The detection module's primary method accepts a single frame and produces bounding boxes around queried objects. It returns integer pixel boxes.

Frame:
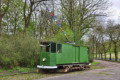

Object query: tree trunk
[96,44,97,59]
[0,0,10,37]
[7,25,9,35]
[0,0,2,37]
[69,0,74,31]
[105,52,106,60]
[110,53,111,60]
[109,44,111,60]
[23,28,26,36]
[14,14,17,36]
[24,21,29,35]
[101,53,103,59]
[114,43,118,61]
[99,53,100,59]
[0,17,2,37]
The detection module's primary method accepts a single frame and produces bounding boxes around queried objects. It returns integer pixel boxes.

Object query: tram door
[75,46,80,62]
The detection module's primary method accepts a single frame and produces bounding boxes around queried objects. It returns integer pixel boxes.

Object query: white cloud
[112,0,120,10]
[107,0,120,23]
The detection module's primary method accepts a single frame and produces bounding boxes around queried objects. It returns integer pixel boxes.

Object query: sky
[107,0,120,23]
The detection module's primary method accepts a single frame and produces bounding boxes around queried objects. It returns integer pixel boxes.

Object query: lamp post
[74,16,76,44]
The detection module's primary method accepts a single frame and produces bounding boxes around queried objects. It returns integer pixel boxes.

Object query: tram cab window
[57,44,62,53]
[51,43,56,53]
[40,43,50,52]
[87,48,89,54]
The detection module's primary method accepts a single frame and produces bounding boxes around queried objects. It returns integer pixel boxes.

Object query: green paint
[40,52,50,66]
[40,42,90,66]
[80,47,89,63]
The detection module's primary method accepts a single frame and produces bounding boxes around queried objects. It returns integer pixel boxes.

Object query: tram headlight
[43,58,46,62]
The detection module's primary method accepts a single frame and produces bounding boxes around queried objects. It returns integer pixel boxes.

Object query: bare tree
[95,26,104,59]
[106,20,114,60]
[23,0,47,35]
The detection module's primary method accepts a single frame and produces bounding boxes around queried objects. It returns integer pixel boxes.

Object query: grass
[0,62,103,80]
[0,69,76,80]
[91,61,104,69]
[91,61,100,66]
[0,67,60,80]
[105,53,120,59]
[98,72,111,76]
[0,72,62,80]
[95,52,120,61]
[13,67,36,73]
[0,70,90,80]
[0,67,37,77]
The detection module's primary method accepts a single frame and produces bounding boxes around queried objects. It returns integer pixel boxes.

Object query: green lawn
[106,53,120,59]
[95,53,120,60]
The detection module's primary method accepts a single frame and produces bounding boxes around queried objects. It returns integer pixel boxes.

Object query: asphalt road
[36,60,120,80]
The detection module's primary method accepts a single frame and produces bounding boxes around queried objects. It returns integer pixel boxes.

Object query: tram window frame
[51,43,56,53]
[57,44,62,53]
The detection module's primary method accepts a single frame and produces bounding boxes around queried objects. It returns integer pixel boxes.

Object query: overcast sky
[107,0,120,23]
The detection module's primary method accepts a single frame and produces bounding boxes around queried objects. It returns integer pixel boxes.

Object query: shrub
[0,34,40,69]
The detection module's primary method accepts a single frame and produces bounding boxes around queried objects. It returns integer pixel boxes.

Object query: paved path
[36,60,120,80]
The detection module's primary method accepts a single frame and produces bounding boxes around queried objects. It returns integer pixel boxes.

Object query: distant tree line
[92,20,120,61]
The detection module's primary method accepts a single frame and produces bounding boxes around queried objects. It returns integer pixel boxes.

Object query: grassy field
[0,67,62,80]
[0,62,101,80]
[106,53,120,59]
[0,72,62,80]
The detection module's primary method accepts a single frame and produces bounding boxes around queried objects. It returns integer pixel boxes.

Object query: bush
[0,34,40,69]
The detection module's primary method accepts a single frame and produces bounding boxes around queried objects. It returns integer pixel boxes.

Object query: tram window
[46,46,49,52]
[41,46,50,52]
[51,43,56,53]
[41,47,45,52]
[87,48,89,54]
[40,44,50,52]
[57,44,62,53]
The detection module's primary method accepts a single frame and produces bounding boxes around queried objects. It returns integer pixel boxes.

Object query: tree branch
[2,0,10,17]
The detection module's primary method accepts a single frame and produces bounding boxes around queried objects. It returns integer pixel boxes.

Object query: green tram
[37,41,91,72]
